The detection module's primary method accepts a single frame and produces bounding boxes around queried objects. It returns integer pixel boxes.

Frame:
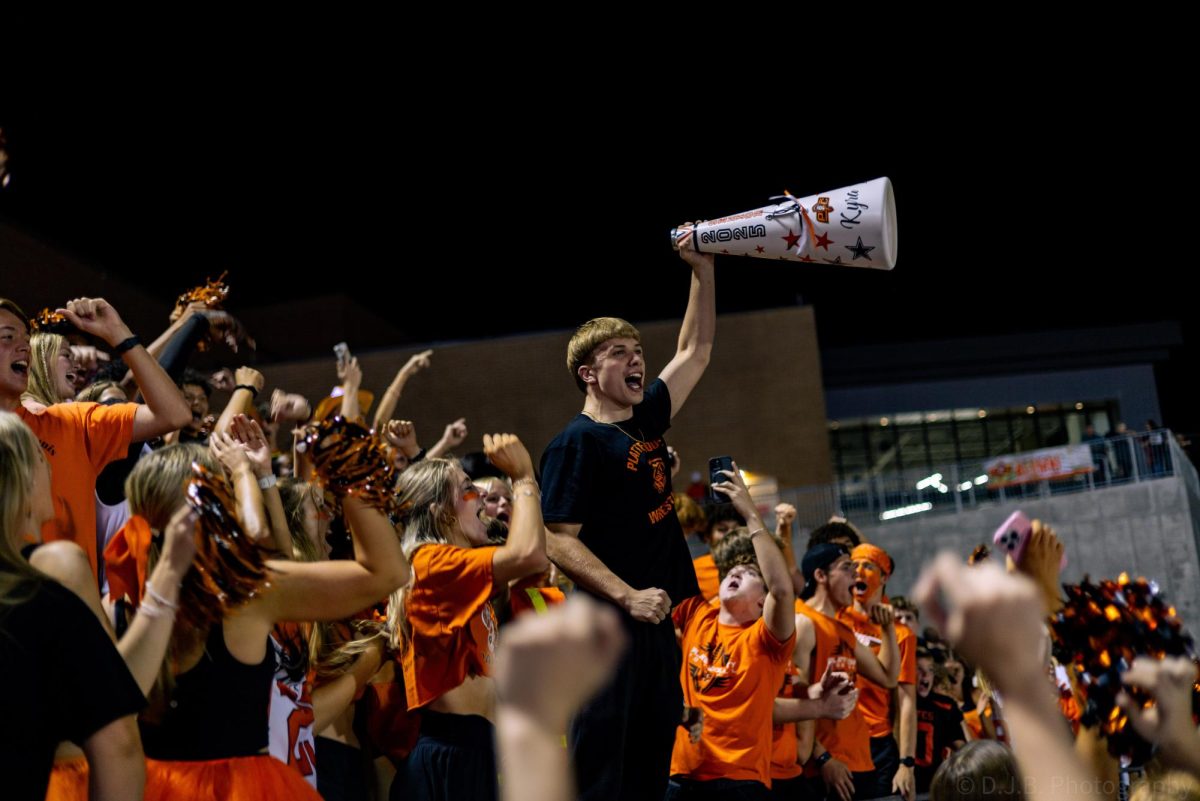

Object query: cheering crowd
[2,233,1198,801]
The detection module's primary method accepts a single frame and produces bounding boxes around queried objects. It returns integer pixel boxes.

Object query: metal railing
[781,430,1185,525]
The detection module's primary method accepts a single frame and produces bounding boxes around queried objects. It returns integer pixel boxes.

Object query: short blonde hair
[0,298,28,321]
[566,317,641,393]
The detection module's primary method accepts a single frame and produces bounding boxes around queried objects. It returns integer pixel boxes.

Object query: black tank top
[140,622,274,761]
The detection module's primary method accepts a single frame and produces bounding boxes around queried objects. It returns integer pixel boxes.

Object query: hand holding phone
[333,341,351,368]
[708,455,735,504]
[992,511,1033,565]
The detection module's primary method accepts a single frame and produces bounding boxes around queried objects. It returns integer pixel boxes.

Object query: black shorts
[391,710,496,801]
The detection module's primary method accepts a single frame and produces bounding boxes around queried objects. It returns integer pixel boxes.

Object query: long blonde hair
[278,478,326,563]
[123,443,216,720]
[126,444,215,530]
[276,477,377,679]
[0,412,46,607]
[386,457,462,654]
[21,332,69,407]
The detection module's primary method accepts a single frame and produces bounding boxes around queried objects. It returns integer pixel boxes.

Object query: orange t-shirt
[963,708,984,740]
[796,600,873,772]
[770,661,804,781]
[670,596,795,786]
[692,553,720,600]
[18,401,137,576]
[836,608,918,739]
[401,543,498,711]
[509,574,566,618]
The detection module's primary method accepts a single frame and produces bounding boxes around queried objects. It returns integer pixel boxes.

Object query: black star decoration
[845,236,876,260]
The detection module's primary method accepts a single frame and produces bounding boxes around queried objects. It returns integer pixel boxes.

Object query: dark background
[3,78,1194,433]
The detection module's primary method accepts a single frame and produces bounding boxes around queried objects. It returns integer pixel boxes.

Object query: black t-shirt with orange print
[541,378,699,608]
[916,691,964,792]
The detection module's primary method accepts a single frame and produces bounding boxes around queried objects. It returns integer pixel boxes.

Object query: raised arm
[657,232,715,419]
[219,414,292,555]
[484,434,549,585]
[118,305,203,393]
[774,503,806,598]
[382,419,423,464]
[854,605,899,689]
[372,349,432,430]
[1119,656,1200,777]
[259,495,411,623]
[213,367,264,436]
[338,356,363,423]
[914,555,1098,801]
[495,596,627,801]
[209,429,272,547]
[713,462,794,641]
[59,297,191,441]
[427,418,469,460]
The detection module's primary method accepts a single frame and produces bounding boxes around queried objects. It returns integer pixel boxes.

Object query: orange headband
[851,543,893,577]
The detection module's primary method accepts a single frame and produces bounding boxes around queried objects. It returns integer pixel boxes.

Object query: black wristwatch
[813,751,833,768]
[900,756,916,768]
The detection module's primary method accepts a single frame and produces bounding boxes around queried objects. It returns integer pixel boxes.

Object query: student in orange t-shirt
[795,543,899,801]
[0,297,190,578]
[668,464,795,800]
[389,434,548,801]
[710,524,858,801]
[838,543,917,801]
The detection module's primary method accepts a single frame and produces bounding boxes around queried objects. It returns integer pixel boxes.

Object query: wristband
[812,751,833,768]
[513,477,539,496]
[258,473,278,490]
[113,335,141,355]
[235,384,260,398]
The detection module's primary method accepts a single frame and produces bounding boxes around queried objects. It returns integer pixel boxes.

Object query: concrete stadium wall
[850,474,1200,634]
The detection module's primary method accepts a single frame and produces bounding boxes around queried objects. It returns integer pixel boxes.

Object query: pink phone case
[993,511,1033,564]
[992,510,1068,568]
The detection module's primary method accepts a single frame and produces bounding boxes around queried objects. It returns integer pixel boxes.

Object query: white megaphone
[671,177,897,270]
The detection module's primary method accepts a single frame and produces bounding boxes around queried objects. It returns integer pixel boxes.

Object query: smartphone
[333,341,351,368]
[992,510,1069,569]
[992,511,1033,565]
[708,456,735,504]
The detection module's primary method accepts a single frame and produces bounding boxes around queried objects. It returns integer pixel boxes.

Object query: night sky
[3,79,1194,431]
